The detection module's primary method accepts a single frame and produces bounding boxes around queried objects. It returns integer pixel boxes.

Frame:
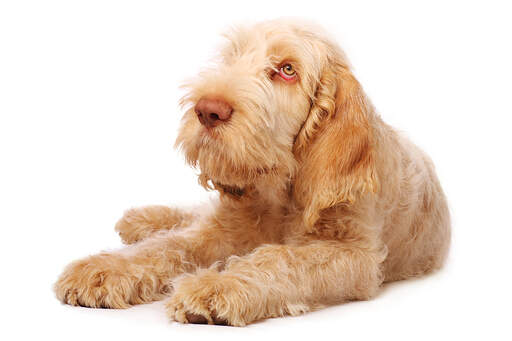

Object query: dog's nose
[194,97,233,128]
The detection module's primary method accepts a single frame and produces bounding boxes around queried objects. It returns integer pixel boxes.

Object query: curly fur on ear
[293,57,378,229]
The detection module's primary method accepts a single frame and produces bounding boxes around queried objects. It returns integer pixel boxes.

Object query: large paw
[115,206,196,244]
[54,254,166,308]
[165,269,258,327]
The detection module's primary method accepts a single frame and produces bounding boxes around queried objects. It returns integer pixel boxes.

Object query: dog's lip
[199,125,219,139]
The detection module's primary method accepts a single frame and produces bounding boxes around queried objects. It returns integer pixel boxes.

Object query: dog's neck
[213,175,293,212]
[213,182,246,198]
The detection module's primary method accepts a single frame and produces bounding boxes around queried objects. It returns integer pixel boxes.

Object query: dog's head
[176,20,377,226]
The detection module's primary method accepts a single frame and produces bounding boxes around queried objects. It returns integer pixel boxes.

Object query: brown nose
[194,97,233,128]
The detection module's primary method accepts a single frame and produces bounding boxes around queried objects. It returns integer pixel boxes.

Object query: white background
[1,0,511,340]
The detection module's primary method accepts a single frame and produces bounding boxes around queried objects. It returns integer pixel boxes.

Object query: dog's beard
[177,105,298,194]
[182,127,291,192]
[194,141,276,189]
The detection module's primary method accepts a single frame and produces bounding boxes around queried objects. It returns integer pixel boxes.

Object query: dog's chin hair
[197,162,280,190]
[199,166,293,206]
[183,132,296,191]
[191,142,292,192]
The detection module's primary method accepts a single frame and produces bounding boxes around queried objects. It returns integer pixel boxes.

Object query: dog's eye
[281,64,295,75]
[279,64,296,81]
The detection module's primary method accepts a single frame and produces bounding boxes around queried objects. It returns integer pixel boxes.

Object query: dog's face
[176,21,324,190]
[177,20,376,223]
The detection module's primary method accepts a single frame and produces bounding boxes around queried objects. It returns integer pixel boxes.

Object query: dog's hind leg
[115,206,197,244]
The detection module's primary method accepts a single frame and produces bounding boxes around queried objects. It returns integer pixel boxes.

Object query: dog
[55,19,451,326]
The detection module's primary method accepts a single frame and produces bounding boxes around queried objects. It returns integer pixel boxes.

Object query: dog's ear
[293,56,378,229]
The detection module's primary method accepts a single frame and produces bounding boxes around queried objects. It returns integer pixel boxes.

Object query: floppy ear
[293,58,378,229]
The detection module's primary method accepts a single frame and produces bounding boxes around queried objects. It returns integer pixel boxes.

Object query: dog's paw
[165,269,257,327]
[54,254,164,308]
[115,206,195,244]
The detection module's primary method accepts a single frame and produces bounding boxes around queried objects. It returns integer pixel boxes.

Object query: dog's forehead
[220,21,322,65]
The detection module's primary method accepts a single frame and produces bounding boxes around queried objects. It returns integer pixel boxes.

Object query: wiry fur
[55,20,450,326]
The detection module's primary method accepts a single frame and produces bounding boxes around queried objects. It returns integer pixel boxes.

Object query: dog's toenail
[186,312,208,324]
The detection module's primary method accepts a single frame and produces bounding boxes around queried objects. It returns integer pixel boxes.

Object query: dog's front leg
[54,215,267,309]
[115,205,198,244]
[166,240,386,326]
